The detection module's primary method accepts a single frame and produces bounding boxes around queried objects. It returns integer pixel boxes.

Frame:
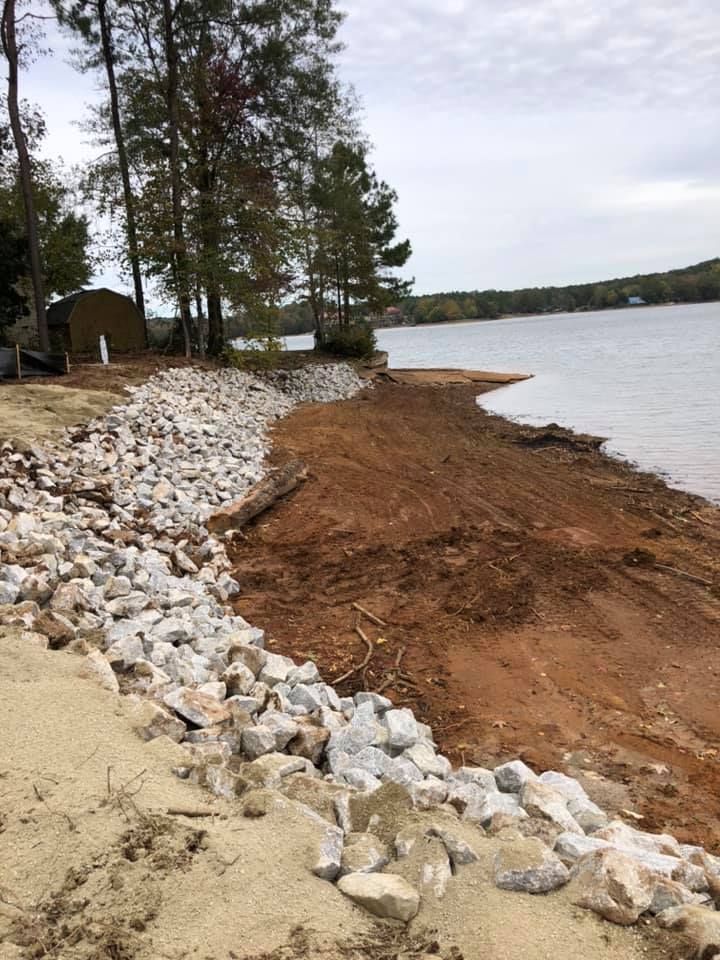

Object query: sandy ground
[0,385,122,443]
[0,628,678,960]
[229,382,720,852]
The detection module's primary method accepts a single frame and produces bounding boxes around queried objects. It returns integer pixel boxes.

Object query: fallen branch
[332,625,374,685]
[351,602,387,628]
[207,459,308,534]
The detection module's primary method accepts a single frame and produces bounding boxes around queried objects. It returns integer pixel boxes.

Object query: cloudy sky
[20,0,720,297]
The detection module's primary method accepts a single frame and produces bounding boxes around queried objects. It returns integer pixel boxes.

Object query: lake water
[286,303,720,502]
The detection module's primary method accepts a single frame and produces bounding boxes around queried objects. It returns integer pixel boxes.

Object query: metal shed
[48,288,146,353]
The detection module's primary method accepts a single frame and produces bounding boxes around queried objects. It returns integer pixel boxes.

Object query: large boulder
[568,848,655,925]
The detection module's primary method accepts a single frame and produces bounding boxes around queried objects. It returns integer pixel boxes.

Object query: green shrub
[322,323,377,359]
[221,334,285,372]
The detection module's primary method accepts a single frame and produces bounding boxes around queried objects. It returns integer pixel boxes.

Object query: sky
[17,0,720,300]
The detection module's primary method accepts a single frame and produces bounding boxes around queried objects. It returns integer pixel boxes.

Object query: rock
[593,821,683,858]
[151,617,193,645]
[258,652,294,687]
[105,591,151,617]
[538,770,589,801]
[288,683,324,713]
[568,797,609,833]
[420,840,453,900]
[131,700,187,743]
[105,635,144,671]
[50,581,89,612]
[520,780,583,834]
[568,848,655,925]
[187,747,232,784]
[163,687,232,727]
[383,755,424,786]
[287,661,321,686]
[220,660,255,696]
[337,873,420,922]
[494,837,570,894]
[648,878,702,915]
[464,790,527,826]
[428,826,479,868]
[241,725,277,760]
[343,768,382,792]
[384,708,419,749]
[261,712,300,751]
[554,832,610,865]
[656,904,720,956]
[494,759,538,793]
[340,833,390,876]
[228,642,267,676]
[78,649,119,693]
[0,581,19,604]
[104,575,132,599]
[355,691,393,713]
[197,680,226,700]
[403,742,451,779]
[238,753,306,789]
[452,766,498,792]
[313,823,344,880]
[409,778,448,810]
[288,719,330,764]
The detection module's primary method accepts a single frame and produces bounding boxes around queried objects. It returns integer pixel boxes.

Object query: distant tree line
[269,258,720,336]
[399,258,720,325]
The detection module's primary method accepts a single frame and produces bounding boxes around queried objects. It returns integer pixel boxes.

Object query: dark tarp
[0,348,67,380]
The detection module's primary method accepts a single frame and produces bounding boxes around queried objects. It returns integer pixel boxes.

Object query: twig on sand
[654,563,713,588]
[351,602,387,627]
[376,645,408,694]
[32,783,77,833]
[332,625,375,685]
[690,511,714,527]
[166,806,222,818]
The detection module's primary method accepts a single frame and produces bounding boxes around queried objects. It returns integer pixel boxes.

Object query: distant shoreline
[283,299,716,340]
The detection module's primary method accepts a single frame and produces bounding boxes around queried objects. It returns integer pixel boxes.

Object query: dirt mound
[228,383,720,850]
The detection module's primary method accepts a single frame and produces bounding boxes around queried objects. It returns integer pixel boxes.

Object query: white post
[99,335,109,365]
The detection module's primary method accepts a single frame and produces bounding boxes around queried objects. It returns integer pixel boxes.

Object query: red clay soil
[228,383,720,849]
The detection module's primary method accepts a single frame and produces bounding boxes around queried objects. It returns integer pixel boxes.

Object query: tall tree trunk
[342,255,350,328]
[335,255,342,326]
[161,0,192,357]
[1,0,49,351]
[97,0,146,337]
[194,282,206,358]
[206,290,224,354]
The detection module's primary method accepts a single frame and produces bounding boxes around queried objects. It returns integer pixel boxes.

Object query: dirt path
[229,383,720,850]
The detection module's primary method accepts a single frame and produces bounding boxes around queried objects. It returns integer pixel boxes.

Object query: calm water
[287,303,720,502]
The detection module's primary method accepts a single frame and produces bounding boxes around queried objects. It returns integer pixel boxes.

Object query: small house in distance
[48,288,145,353]
[627,295,647,306]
